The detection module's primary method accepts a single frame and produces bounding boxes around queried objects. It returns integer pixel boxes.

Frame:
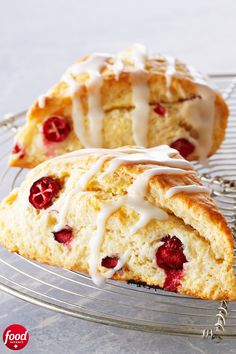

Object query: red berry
[12,143,25,159]
[163,269,184,292]
[29,176,61,209]
[156,236,188,293]
[53,227,73,244]
[101,256,119,269]
[154,103,166,117]
[170,138,195,159]
[43,116,70,142]
[156,236,187,271]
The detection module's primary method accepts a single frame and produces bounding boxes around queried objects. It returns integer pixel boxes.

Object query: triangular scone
[2,146,235,300]
[10,44,228,168]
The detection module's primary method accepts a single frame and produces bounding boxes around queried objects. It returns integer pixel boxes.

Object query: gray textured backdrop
[0,0,236,353]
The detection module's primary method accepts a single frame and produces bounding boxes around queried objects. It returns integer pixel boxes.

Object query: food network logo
[2,324,29,350]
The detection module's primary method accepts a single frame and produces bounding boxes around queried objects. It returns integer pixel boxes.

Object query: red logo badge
[3,324,29,350]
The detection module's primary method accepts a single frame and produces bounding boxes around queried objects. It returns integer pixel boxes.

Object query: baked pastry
[10,44,228,168]
[1,145,235,300]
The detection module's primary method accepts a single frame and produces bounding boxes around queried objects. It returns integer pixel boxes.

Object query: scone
[10,44,228,168]
[1,145,235,300]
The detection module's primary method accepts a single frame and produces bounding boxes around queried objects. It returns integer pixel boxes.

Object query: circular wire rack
[0,74,236,342]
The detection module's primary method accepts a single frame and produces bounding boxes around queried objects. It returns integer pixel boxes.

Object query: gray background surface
[0,0,235,353]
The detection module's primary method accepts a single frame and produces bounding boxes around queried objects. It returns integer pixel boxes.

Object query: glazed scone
[10,44,228,168]
[1,146,236,300]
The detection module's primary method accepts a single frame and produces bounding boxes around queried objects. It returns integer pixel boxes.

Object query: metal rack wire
[0,74,236,341]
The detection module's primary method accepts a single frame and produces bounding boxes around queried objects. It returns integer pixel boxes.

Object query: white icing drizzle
[182,84,215,164]
[60,45,216,162]
[89,198,124,285]
[46,146,211,285]
[52,146,180,231]
[131,44,147,70]
[64,54,111,147]
[130,44,150,146]
[188,66,208,86]
[128,167,194,199]
[100,151,192,179]
[103,250,130,280]
[62,44,151,148]
[52,190,75,232]
[184,66,215,163]
[52,146,149,161]
[166,185,209,198]
[90,191,168,286]
[87,75,104,147]
[124,195,168,235]
[165,55,176,97]
[38,94,47,108]
[71,86,90,147]
[77,153,120,190]
[107,52,124,80]
[51,153,123,232]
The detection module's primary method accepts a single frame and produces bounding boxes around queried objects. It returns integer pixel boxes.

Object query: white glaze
[61,45,215,162]
[77,153,120,190]
[100,150,192,179]
[107,52,124,80]
[63,44,151,148]
[166,184,209,198]
[51,152,124,228]
[165,55,176,97]
[89,192,168,286]
[130,43,147,70]
[131,69,150,146]
[51,145,192,234]
[89,198,124,285]
[64,54,111,147]
[186,66,215,165]
[52,153,123,232]
[87,74,104,147]
[103,250,130,280]
[128,166,194,199]
[186,66,215,163]
[38,94,47,108]
[52,190,75,232]
[124,195,168,235]
[182,84,215,164]
[71,85,90,147]
[188,65,208,86]
[116,44,150,147]
[53,146,149,161]
[46,145,211,285]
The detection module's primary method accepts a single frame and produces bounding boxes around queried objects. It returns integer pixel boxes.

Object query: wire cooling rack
[0,74,236,342]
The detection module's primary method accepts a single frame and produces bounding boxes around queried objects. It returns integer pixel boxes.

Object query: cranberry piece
[29,176,61,210]
[12,143,25,159]
[170,138,195,159]
[163,269,184,292]
[156,236,187,271]
[53,227,73,244]
[101,256,119,269]
[156,236,188,292]
[154,103,166,117]
[43,116,70,142]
